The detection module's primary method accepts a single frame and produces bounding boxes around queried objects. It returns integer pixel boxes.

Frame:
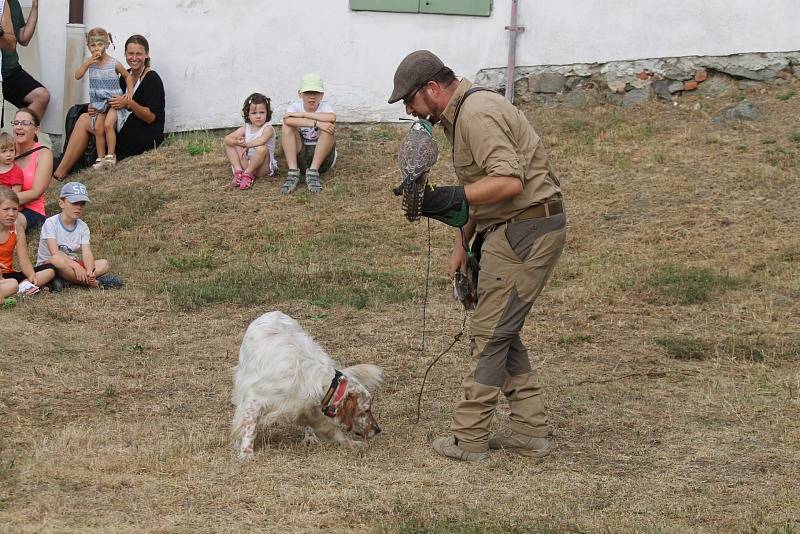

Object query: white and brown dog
[231,311,383,459]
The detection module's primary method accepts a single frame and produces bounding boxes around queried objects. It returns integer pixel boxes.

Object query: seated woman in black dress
[54,34,165,179]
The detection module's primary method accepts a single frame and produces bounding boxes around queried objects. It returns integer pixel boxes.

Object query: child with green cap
[280,73,337,194]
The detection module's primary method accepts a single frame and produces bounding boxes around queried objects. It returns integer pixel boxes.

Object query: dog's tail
[342,364,383,391]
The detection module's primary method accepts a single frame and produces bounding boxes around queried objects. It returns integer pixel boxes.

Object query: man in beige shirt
[390,50,566,462]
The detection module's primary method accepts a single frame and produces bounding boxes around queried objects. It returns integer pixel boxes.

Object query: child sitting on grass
[0,132,24,193]
[223,92,278,190]
[0,188,55,299]
[35,182,122,289]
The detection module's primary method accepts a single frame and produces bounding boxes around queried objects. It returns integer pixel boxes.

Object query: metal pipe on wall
[505,0,524,103]
[62,0,85,141]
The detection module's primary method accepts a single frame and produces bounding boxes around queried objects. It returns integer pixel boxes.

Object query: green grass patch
[166,250,215,272]
[789,131,800,143]
[655,335,708,360]
[644,265,745,305]
[776,89,796,101]
[161,264,416,310]
[91,185,171,233]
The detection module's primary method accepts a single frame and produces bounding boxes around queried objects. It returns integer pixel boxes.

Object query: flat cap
[388,50,445,104]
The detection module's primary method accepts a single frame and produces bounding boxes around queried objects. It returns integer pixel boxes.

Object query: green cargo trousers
[451,212,566,453]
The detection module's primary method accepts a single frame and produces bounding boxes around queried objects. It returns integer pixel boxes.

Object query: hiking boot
[431,435,488,462]
[48,276,69,293]
[280,169,301,194]
[306,168,323,193]
[97,274,125,289]
[488,428,553,458]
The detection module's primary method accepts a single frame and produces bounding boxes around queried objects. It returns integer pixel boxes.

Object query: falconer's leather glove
[420,184,469,228]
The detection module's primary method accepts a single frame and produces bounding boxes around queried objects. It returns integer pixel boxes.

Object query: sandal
[104,154,117,167]
[238,172,255,190]
[230,169,243,188]
[280,169,301,195]
[92,158,105,170]
[306,168,323,193]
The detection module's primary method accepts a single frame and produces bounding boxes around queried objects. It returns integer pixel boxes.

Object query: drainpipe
[62,0,85,135]
[504,0,525,103]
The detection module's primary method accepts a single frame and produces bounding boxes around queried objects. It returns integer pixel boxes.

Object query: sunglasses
[11,120,35,127]
[402,83,427,106]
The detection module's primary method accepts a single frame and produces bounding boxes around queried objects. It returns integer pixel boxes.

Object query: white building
[13,0,800,134]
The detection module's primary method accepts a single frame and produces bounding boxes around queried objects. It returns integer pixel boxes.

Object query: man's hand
[87,104,97,117]
[420,184,469,228]
[449,246,467,279]
[318,121,335,135]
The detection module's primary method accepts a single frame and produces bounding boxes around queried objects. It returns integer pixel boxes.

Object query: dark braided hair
[242,93,273,124]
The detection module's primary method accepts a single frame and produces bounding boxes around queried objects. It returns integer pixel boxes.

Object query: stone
[636,71,651,80]
[793,65,800,77]
[712,100,761,123]
[652,80,672,100]
[527,73,567,93]
[684,80,699,91]
[738,80,763,91]
[698,72,737,98]
[777,69,792,80]
[561,89,593,109]
[668,81,685,93]
[694,70,708,82]
[565,76,585,91]
[607,79,626,94]
[622,87,652,108]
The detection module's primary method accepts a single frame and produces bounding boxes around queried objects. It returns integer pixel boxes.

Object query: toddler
[75,27,134,170]
[0,188,55,299]
[223,93,278,190]
[0,132,24,192]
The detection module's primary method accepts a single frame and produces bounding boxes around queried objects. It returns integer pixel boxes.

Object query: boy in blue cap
[36,182,120,289]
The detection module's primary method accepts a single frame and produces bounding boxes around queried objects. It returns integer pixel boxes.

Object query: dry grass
[1,81,799,533]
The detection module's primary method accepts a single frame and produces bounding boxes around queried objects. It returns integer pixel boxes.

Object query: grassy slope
[1,81,799,533]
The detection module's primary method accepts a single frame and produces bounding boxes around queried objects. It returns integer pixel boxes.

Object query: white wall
[29,0,800,134]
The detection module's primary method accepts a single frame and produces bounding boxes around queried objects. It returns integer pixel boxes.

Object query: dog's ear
[336,394,358,431]
[342,364,383,392]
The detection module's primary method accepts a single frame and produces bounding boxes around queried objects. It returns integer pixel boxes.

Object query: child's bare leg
[223,143,244,172]
[104,109,118,157]
[92,259,110,278]
[244,146,267,177]
[94,112,107,158]
[311,130,335,170]
[0,278,19,298]
[281,126,302,169]
[33,267,55,287]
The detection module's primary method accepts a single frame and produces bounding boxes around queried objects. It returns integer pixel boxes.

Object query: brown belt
[509,199,564,223]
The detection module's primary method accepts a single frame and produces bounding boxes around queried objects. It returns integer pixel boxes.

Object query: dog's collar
[321,370,348,418]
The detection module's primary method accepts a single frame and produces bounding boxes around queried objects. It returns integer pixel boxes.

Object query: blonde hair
[0,187,20,207]
[86,27,113,48]
[0,132,14,151]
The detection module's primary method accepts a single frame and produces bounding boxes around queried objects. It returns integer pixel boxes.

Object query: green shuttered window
[350,0,492,17]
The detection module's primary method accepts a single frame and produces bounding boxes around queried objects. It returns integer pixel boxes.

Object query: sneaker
[47,276,69,293]
[280,169,301,195]
[306,168,323,193]
[431,435,489,462]
[92,158,105,170]
[104,154,117,167]
[487,428,553,458]
[97,274,124,289]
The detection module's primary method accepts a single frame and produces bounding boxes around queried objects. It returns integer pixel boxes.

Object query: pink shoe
[230,169,243,188]
[239,172,255,190]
